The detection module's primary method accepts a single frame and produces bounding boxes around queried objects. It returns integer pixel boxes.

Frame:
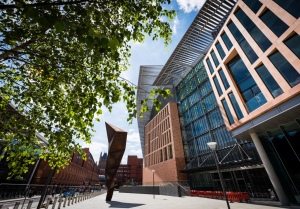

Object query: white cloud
[172,16,180,35]
[127,132,140,142]
[177,0,206,13]
[128,128,135,132]
[129,148,142,156]
[79,141,108,162]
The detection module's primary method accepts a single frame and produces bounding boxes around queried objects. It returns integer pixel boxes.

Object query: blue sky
[79,0,206,164]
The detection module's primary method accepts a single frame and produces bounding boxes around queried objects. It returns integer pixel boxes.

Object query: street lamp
[207,142,230,209]
[152,170,155,199]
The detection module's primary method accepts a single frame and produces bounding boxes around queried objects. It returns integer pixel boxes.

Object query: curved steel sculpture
[105,122,127,201]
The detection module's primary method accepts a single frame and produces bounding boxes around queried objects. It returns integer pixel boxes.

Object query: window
[211,51,220,67]
[227,55,267,112]
[169,145,173,159]
[227,21,258,63]
[228,92,244,119]
[235,8,272,52]
[215,42,226,59]
[260,9,288,37]
[256,65,284,98]
[284,33,300,59]
[219,69,230,90]
[273,0,300,18]
[243,0,262,13]
[213,76,223,96]
[221,99,234,124]
[269,51,300,87]
[206,58,214,74]
[221,32,233,50]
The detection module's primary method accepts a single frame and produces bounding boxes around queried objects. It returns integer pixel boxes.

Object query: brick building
[143,102,187,185]
[32,148,99,186]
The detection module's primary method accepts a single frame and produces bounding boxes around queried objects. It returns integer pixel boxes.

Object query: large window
[221,99,234,124]
[211,51,220,68]
[215,42,225,59]
[213,76,223,96]
[235,8,271,52]
[284,33,300,59]
[268,51,300,87]
[227,55,267,112]
[206,58,214,74]
[273,0,300,18]
[243,0,262,13]
[219,69,230,90]
[256,64,283,98]
[260,9,288,37]
[227,21,258,63]
[228,92,244,119]
[221,32,233,50]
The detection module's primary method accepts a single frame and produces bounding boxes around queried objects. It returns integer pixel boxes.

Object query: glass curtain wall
[176,59,271,195]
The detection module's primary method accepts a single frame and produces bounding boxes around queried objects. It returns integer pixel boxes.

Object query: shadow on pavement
[248,200,300,209]
[106,200,145,208]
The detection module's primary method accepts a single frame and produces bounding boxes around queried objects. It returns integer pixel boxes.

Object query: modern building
[98,152,108,175]
[137,0,300,206]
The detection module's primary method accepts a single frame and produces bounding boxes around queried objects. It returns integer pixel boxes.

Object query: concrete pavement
[65,192,300,209]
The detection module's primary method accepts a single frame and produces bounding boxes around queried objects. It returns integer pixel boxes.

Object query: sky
[79,0,206,164]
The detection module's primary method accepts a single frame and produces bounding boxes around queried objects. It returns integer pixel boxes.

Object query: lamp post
[207,142,230,209]
[152,170,155,199]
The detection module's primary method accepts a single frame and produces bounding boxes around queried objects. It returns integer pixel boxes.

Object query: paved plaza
[65,192,300,209]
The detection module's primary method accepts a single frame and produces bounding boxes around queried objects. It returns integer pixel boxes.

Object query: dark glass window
[215,42,226,59]
[269,51,300,87]
[228,55,267,112]
[206,58,214,74]
[243,0,262,13]
[235,8,272,52]
[228,92,244,119]
[219,69,230,90]
[213,76,223,96]
[260,9,288,37]
[273,0,300,18]
[256,65,284,98]
[221,99,234,124]
[284,33,300,59]
[211,51,220,67]
[227,21,258,63]
[221,32,233,50]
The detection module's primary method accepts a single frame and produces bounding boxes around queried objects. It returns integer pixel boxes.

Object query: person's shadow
[106,200,145,208]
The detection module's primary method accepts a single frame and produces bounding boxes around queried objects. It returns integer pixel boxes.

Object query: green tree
[0,0,175,178]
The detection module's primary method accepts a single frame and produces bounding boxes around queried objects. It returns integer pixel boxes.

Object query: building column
[250,133,289,206]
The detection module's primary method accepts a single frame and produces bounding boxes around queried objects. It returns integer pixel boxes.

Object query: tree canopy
[0,0,175,178]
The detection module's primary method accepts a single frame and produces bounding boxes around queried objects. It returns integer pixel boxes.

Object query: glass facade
[259,120,300,204]
[211,51,220,68]
[213,76,223,96]
[268,51,300,87]
[221,99,234,124]
[228,92,244,120]
[256,64,283,98]
[243,0,262,13]
[206,58,214,74]
[218,69,230,90]
[260,9,288,37]
[273,0,300,18]
[235,8,272,52]
[227,55,267,112]
[215,42,225,59]
[221,32,233,50]
[227,21,258,63]
[176,59,270,194]
[284,33,300,59]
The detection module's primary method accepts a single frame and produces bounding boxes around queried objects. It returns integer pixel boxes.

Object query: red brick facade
[143,102,187,185]
[32,148,99,186]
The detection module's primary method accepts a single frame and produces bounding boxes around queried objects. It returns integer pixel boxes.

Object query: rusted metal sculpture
[105,122,127,201]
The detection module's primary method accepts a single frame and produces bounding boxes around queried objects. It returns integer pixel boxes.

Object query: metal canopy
[153,0,237,87]
[136,65,163,157]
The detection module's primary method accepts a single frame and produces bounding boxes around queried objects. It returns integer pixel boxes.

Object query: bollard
[74,196,77,203]
[57,197,63,209]
[71,196,74,205]
[26,200,33,209]
[63,197,67,208]
[67,197,71,206]
[45,198,51,209]
[13,202,20,209]
[0,204,3,209]
[52,197,58,209]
